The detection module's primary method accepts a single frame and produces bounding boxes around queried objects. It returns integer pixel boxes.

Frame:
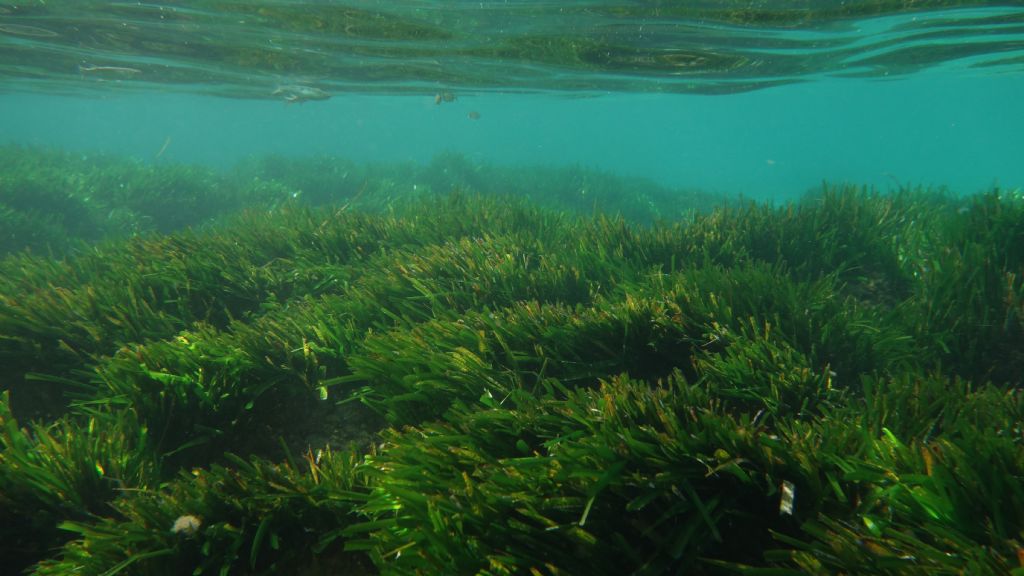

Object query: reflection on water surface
[1,2,1022,97]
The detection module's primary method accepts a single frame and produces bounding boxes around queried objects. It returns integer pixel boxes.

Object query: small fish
[273,84,331,104]
[467,110,481,120]
[434,90,456,105]
[0,22,58,37]
[78,64,142,77]
[155,136,172,159]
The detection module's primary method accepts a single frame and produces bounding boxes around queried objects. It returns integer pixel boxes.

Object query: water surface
[2,1,1023,198]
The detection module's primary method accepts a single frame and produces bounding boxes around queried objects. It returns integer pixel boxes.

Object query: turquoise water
[2,2,1023,202]
[4,4,1024,574]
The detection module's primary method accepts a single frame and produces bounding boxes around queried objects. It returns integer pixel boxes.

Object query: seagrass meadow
[1,146,1023,575]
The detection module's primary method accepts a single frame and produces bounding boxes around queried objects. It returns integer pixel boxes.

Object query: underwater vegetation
[0,146,714,257]
[1,148,1023,575]
[0,146,293,254]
